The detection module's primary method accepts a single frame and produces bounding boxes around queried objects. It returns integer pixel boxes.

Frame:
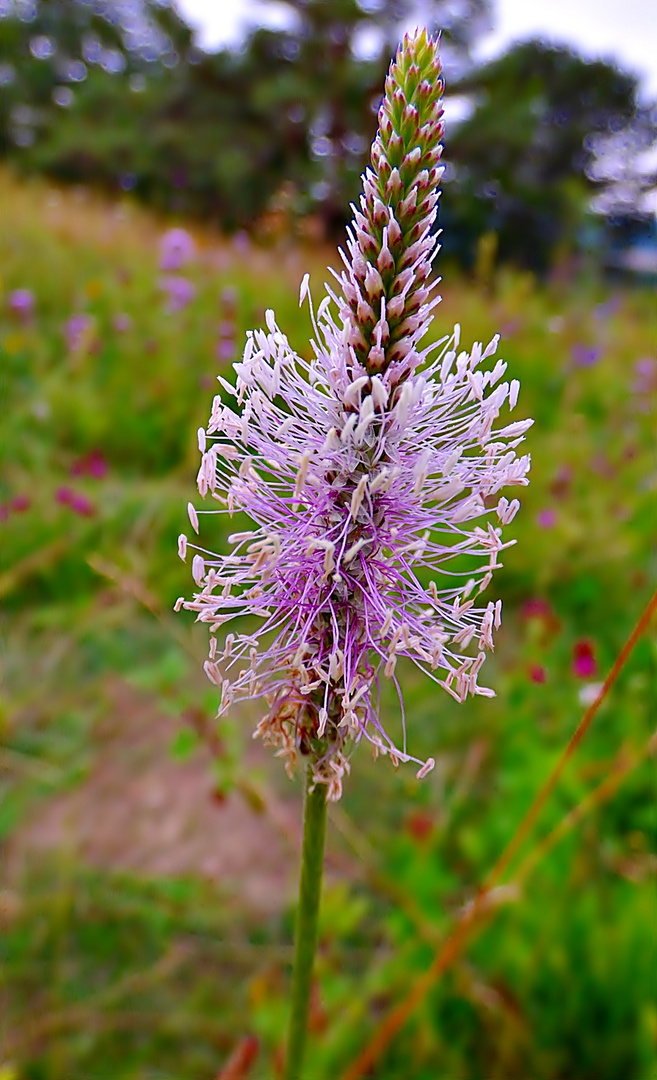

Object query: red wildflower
[572,640,597,679]
[529,665,546,684]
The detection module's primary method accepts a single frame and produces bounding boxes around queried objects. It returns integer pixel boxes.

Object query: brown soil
[8,680,305,914]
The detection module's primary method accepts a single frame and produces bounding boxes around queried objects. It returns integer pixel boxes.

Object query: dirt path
[9,681,304,914]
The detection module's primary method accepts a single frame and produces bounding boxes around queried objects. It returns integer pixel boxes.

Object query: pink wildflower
[10,494,30,513]
[56,485,74,505]
[179,32,532,798]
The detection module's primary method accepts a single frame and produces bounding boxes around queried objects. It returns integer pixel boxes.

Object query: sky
[176,0,657,101]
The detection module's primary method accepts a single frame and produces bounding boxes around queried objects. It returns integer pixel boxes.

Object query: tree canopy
[1,0,654,267]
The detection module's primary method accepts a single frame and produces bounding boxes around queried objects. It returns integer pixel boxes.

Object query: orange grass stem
[516,727,657,884]
[486,584,657,886]
[339,585,657,1080]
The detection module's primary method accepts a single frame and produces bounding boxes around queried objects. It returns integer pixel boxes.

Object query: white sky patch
[175,0,657,100]
[176,0,297,50]
[475,0,657,101]
[442,94,476,130]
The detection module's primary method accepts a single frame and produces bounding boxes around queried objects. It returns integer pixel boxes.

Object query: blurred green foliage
[443,42,656,271]
[0,171,656,1078]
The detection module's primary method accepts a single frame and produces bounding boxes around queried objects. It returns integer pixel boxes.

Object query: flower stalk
[178,26,533,1073]
[283,767,328,1080]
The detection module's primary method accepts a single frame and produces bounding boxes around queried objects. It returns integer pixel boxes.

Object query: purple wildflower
[8,288,35,321]
[65,313,93,352]
[159,227,195,272]
[571,343,602,368]
[572,640,597,680]
[216,287,238,360]
[216,338,236,362]
[593,296,622,321]
[536,508,556,529]
[70,492,95,517]
[56,485,94,516]
[631,357,657,396]
[220,286,238,309]
[70,448,107,479]
[178,32,532,798]
[113,313,132,333]
[232,231,250,256]
[159,274,196,313]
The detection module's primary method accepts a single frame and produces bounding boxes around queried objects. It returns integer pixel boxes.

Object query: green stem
[283,765,328,1080]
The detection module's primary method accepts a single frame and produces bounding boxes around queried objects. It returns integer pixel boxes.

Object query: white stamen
[340,414,357,443]
[442,447,462,476]
[203,660,220,685]
[317,708,329,737]
[494,599,503,629]
[416,757,435,779]
[294,450,312,497]
[369,468,390,494]
[350,475,368,519]
[299,272,310,306]
[413,448,432,494]
[496,419,534,438]
[343,375,370,408]
[229,530,259,543]
[370,375,388,408]
[187,502,199,534]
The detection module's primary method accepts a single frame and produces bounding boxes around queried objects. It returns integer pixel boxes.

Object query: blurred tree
[0,0,189,161]
[3,4,653,267]
[137,44,307,225]
[248,0,492,234]
[441,41,656,270]
[0,0,494,231]
[585,103,657,217]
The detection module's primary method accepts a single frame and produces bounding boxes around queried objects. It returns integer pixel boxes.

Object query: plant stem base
[283,766,328,1080]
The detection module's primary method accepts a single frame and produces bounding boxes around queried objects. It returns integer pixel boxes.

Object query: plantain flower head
[177,30,532,800]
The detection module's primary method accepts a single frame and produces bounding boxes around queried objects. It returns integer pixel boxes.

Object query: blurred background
[1,2,656,1078]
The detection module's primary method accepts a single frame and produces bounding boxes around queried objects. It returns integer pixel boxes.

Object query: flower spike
[179,32,532,800]
[339,28,445,380]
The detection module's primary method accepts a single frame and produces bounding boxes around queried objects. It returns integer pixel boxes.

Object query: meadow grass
[1,167,656,1079]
